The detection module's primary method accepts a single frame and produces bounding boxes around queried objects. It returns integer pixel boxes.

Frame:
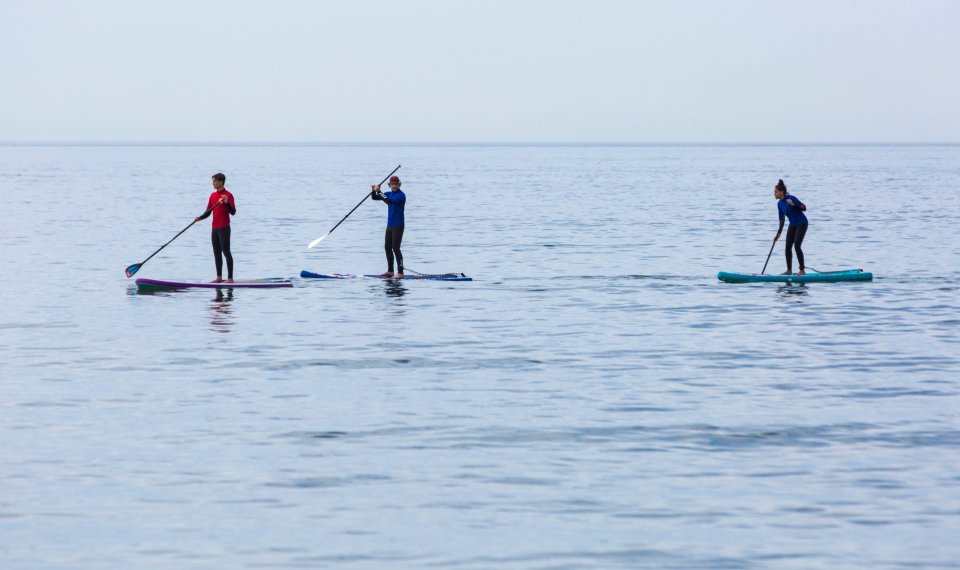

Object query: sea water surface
[1,143,959,569]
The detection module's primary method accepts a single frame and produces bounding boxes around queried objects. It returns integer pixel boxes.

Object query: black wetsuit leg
[384,226,404,273]
[212,229,223,276]
[784,224,808,273]
[212,227,233,278]
[792,223,807,272]
[784,225,796,273]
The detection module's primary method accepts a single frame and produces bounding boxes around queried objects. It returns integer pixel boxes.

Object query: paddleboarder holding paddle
[371,175,406,278]
[195,173,236,283]
[771,179,808,276]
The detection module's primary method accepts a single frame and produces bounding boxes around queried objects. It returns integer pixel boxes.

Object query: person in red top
[194,173,236,283]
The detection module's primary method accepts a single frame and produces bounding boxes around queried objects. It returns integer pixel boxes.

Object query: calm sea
[1,143,959,569]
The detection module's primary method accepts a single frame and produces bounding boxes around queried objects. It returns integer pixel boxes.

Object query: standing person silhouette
[195,173,236,283]
[371,175,406,278]
[772,179,808,276]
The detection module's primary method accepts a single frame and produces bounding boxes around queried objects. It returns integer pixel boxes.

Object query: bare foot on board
[780,271,792,276]
[796,271,805,276]
[223,278,234,283]
[380,271,394,278]
[211,278,224,283]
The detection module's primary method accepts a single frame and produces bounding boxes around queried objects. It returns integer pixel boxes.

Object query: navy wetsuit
[372,188,406,274]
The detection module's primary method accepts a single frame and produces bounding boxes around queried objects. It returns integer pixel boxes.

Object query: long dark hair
[775,179,787,193]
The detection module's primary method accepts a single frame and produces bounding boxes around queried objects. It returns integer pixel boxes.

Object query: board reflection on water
[776,283,809,297]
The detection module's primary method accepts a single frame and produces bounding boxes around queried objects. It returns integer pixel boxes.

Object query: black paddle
[308,164,401,248]
[761,235,778,275]
[125,201,219,277]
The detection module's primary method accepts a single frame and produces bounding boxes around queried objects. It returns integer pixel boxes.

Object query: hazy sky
[1,0,957,142]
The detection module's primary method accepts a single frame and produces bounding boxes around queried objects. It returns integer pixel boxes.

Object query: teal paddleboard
[717,269,873,284]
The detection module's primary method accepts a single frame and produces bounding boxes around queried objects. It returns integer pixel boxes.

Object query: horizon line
[2,140,959,147]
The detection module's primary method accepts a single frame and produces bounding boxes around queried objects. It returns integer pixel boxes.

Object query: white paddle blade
[308,234,328,248]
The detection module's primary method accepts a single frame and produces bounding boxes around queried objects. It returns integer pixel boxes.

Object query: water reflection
[210,288,234,333]
[776,283,809,298]
[130,285,175,297]
[382,280,408,299]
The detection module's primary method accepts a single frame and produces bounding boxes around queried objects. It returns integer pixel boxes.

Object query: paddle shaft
[319,165,401,239]
[127,201,219,276]
[761,236,777,275]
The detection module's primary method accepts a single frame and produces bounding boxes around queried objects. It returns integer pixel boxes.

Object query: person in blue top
[772,179,809,275]
[371,175,406,277]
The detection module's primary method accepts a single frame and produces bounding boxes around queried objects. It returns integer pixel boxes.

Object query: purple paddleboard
[135,278,293,289]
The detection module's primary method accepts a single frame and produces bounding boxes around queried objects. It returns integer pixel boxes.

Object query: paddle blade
[124,263,141,278]
[308,234,328,248]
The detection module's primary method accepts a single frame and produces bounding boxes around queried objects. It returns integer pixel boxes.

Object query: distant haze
[1,0,957,143]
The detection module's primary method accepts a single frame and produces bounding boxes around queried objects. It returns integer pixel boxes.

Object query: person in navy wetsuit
[371,175,406,277]
[772,178,808,275]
